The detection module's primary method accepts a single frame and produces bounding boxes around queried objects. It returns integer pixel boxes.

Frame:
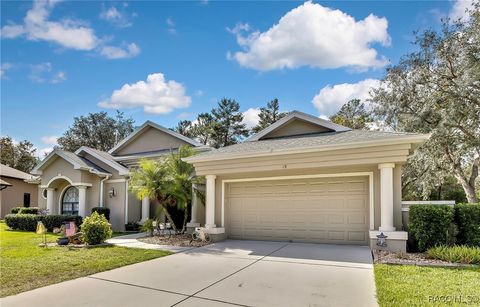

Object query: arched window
[62,186,79,215]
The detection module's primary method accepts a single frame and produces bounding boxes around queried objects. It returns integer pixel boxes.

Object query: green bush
[427,245,480,264]
[408,205,455,252]
[455,203,480,247]
[81,212,112,245]
[17,207,40,214]
[10,207,22,214]
[4,214,82,231]
[91,207,110,221]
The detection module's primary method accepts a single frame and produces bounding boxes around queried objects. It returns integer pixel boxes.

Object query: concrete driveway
[1,240,377,307]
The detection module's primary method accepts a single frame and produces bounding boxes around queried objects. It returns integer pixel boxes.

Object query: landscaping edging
[372,250,478,268]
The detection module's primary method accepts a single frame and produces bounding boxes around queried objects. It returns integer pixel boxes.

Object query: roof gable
[31,149,109,176]
[75,147,129,175]
[246,110,351,142]
[109,121,202,156]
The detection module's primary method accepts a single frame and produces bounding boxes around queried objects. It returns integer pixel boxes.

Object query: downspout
[100,175,111,208]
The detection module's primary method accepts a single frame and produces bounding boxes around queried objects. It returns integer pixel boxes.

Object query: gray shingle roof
[59,150,109,174]
[0,163,34,180]
[194,130,424,159]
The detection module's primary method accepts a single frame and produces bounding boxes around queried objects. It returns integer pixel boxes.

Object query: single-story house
[0,163,39,217]
[31,121,210,231]
[31,110,428,252]
[184,111,429,252]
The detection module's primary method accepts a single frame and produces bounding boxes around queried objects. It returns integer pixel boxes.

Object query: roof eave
[184,134,431,164]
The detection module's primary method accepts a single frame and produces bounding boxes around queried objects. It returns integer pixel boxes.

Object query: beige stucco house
[31,121,209,231]
[31,110,428,252]
[0,164,39,217]
[185,111,429,252]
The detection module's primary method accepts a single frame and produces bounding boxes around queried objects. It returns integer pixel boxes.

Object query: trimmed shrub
[81,212,112,245]
[4,214,82,232]
[408,204,455,252]
[427,245,480,264]
[10,207,22,214]
[91,207,110,221]
[455,203,480,247]
[18,207,40,215]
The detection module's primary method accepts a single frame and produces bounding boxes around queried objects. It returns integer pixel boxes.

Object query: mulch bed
[138,234,211,247]
[372,249,474,267]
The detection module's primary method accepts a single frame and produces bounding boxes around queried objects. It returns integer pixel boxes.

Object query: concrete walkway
[106,233,195,253]
[2,240,377,307]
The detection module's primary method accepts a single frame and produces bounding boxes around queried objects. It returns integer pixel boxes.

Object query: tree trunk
[158,200,178,233]
[454,170,478,203]
[181,205,189,234]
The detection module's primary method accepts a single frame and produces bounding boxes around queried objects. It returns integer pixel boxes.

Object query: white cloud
[228,1,390,71]
[51,71,66,83]
[99,5,133,28]
[449,0,474,21]
[166,17,176,34]
[1,62,13,79]
[194,90,205,96]
[1,0,139,59]
[99,43,140,59]
[98,73,192,115]
[41,135,58,145]
[312,79,380,117]
[29,62,66,84]
[242,108,260,128]
[35,146,54,157]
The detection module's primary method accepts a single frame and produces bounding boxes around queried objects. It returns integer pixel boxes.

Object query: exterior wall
[115,127,190,156]
[104,181,127,231]
[0,177,39,217]
[211,165,384,230]
[128,192,141,223]
[41,158,82,184]
[197,162,403,235]
[393,164,403,230]
[264,119,331,139]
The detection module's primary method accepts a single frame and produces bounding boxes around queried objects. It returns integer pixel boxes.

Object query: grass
[375,264,480,306]
[0,222,170,297]
[427,245,480,264]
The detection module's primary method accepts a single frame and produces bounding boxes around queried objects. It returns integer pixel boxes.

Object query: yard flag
[65,222,76,237]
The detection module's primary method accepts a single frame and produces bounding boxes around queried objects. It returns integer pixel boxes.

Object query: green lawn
[0,222,170,297]
[375,264,480,306]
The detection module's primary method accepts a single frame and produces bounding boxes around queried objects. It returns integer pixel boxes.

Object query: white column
[205,175,216,229]
[379,163,395,232]
[141,197,150,223]
[46,188,55,215]
[190,185,198,224]
[77,186,87,217]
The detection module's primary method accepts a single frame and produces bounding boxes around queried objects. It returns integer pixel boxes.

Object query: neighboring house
[0,164,39,217]
[31,121,209,231]
[184,111,429,252]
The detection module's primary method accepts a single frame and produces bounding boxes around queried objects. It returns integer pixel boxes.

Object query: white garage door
[226,176,369,245]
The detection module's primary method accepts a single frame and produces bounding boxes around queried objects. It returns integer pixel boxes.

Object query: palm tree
[129,145,199,234]
[162,145,199,233]
[129,158,179,232]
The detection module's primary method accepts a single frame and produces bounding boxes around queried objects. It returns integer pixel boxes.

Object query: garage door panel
[227,176,369,245]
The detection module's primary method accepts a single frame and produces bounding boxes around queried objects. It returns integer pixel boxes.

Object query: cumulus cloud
[312,79,380,117]
[1,63,13,79]
[1,0,139,59]
[41,135,58,145]
[228,1,390,71]
[99,43,140,59]
[449,0,475,21]
[166,17,176,34]
[29,62,66,84]
[98,73,191,115]
[99,4,133,28]
[242,108,260,128]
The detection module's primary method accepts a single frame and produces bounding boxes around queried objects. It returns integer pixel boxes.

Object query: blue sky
[0,0,470,156]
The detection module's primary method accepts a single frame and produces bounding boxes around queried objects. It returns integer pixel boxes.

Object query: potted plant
[141,219,154,237]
